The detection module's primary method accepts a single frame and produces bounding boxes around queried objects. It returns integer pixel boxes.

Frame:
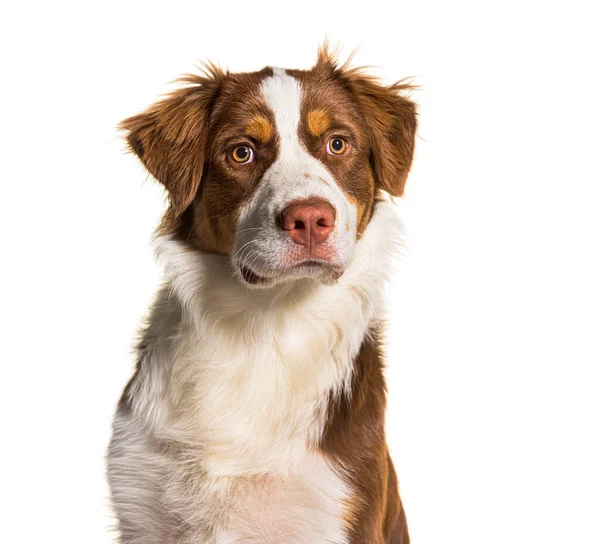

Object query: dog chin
[237,262,344,289]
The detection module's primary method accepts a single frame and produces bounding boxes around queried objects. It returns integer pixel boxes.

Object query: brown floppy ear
[316,46,417,197]
[349,77,417,197]
[120,67,223,230]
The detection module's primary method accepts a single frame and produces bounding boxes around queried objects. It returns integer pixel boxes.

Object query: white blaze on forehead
[261,68,304,161]
[257,68,347,198]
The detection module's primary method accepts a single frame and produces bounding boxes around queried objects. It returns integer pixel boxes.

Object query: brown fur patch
[119,63,225,232]
[121,66,278,252]
[313,42,418,198]
[245,115,273,143]
[307,108,331,137]
[319,329,409,543]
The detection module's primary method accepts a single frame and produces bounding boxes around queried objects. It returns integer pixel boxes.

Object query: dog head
[121,46,417,288]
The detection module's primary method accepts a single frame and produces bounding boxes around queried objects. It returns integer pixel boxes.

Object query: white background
[1,1,599,543]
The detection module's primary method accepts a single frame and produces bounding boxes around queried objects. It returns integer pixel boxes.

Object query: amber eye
[231,145,254,164]
[327,137,348,155]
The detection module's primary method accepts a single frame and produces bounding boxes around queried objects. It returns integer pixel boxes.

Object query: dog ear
[348,76,417,197]
[316,45,418,197]
[120,67,223,229]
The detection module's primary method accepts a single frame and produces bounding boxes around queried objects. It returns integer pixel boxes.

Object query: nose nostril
[280,199,335,246]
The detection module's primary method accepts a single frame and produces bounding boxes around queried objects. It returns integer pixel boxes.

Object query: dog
[107,45,417,544]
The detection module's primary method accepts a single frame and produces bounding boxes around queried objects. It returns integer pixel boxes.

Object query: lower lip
[287,260,342,274]
[290,260,326,268]
[239,262,344,285]
[240,266,263,285]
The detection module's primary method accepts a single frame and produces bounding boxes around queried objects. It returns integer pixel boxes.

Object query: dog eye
[231,145,254,164]
[327,137,348,155]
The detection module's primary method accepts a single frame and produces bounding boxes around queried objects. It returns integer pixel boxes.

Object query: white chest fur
[204,453,350,544]
[156,282,365,543]
[122,202,401,542]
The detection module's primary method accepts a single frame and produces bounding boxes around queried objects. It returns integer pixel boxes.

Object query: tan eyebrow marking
[245,115,273,142]
[307,109,331,137]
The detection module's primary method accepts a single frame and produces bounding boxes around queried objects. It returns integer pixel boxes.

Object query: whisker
[233,239,258,262]
[236,227,265,235]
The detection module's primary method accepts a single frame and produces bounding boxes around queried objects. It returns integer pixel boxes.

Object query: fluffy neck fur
[129,200,402,478]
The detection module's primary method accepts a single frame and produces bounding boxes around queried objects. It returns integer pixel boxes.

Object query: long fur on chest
[108,201,403,543]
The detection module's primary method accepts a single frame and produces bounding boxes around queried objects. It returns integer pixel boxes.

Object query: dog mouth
[240,265,265,285]
[239,261,344,286]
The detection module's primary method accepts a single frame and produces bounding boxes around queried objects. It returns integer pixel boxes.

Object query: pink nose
[280,199,335,246]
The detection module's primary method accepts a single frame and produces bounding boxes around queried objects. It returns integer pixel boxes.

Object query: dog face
[122,48,416,288]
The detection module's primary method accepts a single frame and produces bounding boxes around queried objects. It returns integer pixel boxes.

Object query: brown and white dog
[107,45,417,544]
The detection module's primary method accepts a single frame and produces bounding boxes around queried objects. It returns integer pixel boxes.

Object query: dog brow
[307,109,331,137]
[245,115,273,143]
